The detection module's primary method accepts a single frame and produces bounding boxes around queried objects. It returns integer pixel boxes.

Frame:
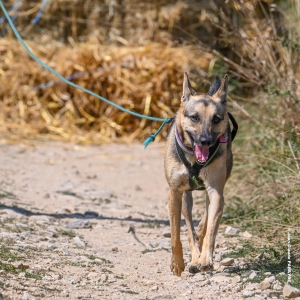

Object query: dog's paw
[188,263,213,274]
[170,256,185,276]
[198,263,213,272]
[188,264,200,274]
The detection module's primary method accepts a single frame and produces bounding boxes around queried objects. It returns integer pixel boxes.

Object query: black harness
[175,112,238,191]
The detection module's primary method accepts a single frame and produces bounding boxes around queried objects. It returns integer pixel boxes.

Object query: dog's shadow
[0,203,173,225]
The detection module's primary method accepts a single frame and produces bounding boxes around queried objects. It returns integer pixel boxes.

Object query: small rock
[150,294,173,300]
[261,290,280,298]
[214,253,221,262]
[18,272,26,279]
[245,282,259,291]
[67,220,92,229]
[61,290,69,297]
[42,276,54,281]
[162,228,171,238]
[28,215,51,225]
[73,236,85,248]
[0,232,20,242]
[135,185,142,191]
[250,263,259,270]
[47,242,57,250]
[87,272,98,279]
[213,262,221,270]
[52,274,62,280]
[283,284,300,298]
[264,271,272,276]
[258,279,271,291]
[151,286,158,291]
[194,273,206,281]
[112,247,118,252]
[156,266,162,273]
[266,275,276,283]
[210,274,231,283]
[224,226,240,235]
[273,282,283,290]
[22,292,29,300]
[70,276,81,284]
[101,274,108,282]
[243,290,255,297]
[231,275,241,284]
[241,231,252,238]
[160,241,170,249]
[202,279,211,285]
[248,271,257,280]
[60,248,71,255]
[2,209,26,220]
[220,257,234,266]
[40,230,57,238]
[127,224,135,233]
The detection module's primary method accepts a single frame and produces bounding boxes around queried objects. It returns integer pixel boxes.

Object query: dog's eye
[213,116,221,124]
[189,115,199,123]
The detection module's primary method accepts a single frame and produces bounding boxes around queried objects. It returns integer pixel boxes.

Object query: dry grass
[0,37,212,144]
[0,0,298,143]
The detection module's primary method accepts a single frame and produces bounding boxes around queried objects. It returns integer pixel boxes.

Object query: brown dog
[164,73,237,276]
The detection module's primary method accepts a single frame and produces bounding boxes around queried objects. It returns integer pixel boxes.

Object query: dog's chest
[172,164,190,190]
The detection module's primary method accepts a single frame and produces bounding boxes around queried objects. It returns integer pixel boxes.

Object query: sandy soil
[0,141,285,299]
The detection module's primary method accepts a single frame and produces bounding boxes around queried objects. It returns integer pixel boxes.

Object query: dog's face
[179,73,228,163]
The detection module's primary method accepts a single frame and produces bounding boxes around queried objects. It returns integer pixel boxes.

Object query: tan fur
[164,73,233,276]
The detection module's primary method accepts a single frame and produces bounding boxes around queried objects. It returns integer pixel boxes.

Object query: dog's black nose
[200,137,212,147]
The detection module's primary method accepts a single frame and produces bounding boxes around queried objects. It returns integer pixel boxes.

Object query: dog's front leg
[168,188,185,276]
[198,187,224,271]
[181,191,201,273]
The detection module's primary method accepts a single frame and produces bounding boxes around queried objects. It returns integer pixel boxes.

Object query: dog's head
[179,73,228,163]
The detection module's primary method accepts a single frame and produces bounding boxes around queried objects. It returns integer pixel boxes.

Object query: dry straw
[0,0,299,144]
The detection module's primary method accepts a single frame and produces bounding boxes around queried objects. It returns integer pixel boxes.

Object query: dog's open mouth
[194,143,209,163]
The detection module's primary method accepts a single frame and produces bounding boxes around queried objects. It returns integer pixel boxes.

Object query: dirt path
[0,141,285,299]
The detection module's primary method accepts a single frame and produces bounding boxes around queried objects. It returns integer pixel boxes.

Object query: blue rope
[32,0,48,25]
[0,0,172,147]
[0,0,21,24]
[143,118,171,148]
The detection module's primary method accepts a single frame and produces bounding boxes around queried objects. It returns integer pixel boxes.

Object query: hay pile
[0,36,212,143]
[0,0,299,143]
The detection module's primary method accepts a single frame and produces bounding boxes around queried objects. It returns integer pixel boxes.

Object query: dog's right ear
[208,76,222,96]
[211,75,228,103]
[182,72,196,102]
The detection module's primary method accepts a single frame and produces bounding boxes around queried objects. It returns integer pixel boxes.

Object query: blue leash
[0,0,171,148]
[0,0,21,24]
[32,0,48,25]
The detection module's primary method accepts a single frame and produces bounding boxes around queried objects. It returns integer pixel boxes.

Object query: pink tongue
[194,144,209,163]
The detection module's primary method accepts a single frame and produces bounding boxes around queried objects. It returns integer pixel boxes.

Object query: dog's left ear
[212,74,228,103]
[182,72,196,102]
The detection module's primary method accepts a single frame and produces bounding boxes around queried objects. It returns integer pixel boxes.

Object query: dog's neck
[175,126,194,155]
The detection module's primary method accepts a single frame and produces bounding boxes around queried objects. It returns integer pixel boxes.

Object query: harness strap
[228,112,238,141]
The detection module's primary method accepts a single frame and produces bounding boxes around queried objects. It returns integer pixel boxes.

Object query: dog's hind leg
[181,191,201,273]
[168,188,185,276]
[197,192,209,252]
